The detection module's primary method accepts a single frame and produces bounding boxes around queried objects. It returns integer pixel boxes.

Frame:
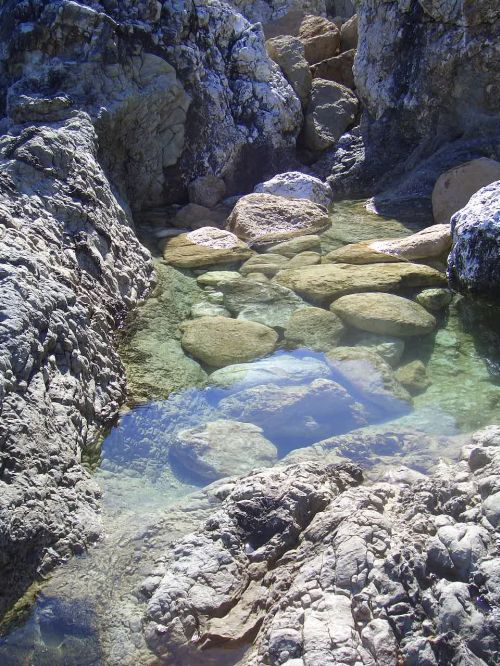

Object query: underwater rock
[395,360,431,396]
[284,306,345,351]
[350,331,405,367]
[162,228,253,269]
[239,253,290,277]
[265,234,322,257]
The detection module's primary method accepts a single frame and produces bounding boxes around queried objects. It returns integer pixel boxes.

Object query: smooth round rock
[284,306,345,351]
[163,227,252,268]
[415,288,453,311]
[395,360,431,396]
[196,271,242,288]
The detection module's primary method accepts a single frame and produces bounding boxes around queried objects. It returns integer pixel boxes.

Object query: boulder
[369,224,452,260]
[190,302,231,318]
[340,14,358,51]
[350,332,405,367]
[266,36,312,107]
[162,228,253,268]
[331,293,437,337]
[324,241,403,264]
[172,203,227,230]
[254,171,333,207]
[287,251,322,267]
[188,175,226,209]
[180,317,278,368]
[170,420,277,482]
[239,253,290,277]
[432,158,500,225]
[265,234,322,257]
[303,79,358,152]
[299,15,341,65]
[274,262,447,305]
[311,49,356,89]
[226,193,330,245]
[448,181,500,301]
[395,360,431,396]
[415,288,453,312]
[284,306,345,351]
[196,271,242,288]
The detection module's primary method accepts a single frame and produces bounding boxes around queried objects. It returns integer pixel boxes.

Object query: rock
[172,203,227,230]
[432,158,500,225]
[187,175,226,209]
[340,14,357,51]
[265,234,322,257]
[180,317,278,368]
[226,193,330,245]
[324,241,403,264]
[162,228,253,268]
[311,49,356,89]
[190,302,231,318]
[303,79,359,152]
[170,420,277,482]
[239,253,290,277]
[395,361,431,396]
[231,0,327,26]
[448,181,500,301]
[284,306,345,351]
[287,251,322,267]
[331,293,437,337]
[222,278,307,329]
[266,36,312,107]
[274,262,447,305]
[350,332,405,367]
[298,15,341,65]
[196,271,243,288]
[415,288,453,312]
[254,171,333,207]
[209,353,331,388]
[369,225,452,261]
[326,347,412,414]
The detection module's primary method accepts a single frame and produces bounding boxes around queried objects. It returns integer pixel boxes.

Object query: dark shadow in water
[457,297,500,383]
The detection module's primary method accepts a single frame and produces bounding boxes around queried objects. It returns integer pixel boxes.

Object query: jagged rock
[284,306,345,351]
[311,49,356,89]
[432,158,500,224]
[395,360,431,396]
[170,420,277,482]
[180,316,278,368]
[162,228,253,268]
[331,292,437,336]
[264,234,322,257]
[415,288,453,312]
[266,36,312,107]
[274,262,446,305]
[340,13,358,50]
[448,181,500,301]
[254,171,333,207]
[303,79,359,152]
[227,193,330,245]
[298,15,341,65]
[370,224,452,260]
[188,176,226,209]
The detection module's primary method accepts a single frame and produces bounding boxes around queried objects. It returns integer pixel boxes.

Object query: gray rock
[266,36,312,107]
[188,175,226,209]
[254,171,333,207]
[284,306,345,351]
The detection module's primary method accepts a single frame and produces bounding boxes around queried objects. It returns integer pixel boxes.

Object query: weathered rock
[162,228,253,268]
[325,241,403,264]
[448,181,500,301]
[266,36,312,107]
[340,13,358,51]
[254,171,333,207]
[227,193,330,245]
[331,292,437,336]
[265,234,322,257]
[284,306,345,351]
[239,253,290,277]
[170,420,277,482]
[415,288,453,312]
[370,224,452,260]
[172,203,227,230]
[350,332,405,367]
[303,79,359,152]
[180,317,278,368]
[432,158,500,225]
[196,271,243,288]
[274,262,447,305]
[188,175,226,209]
[190,302,231,318]
[311,49,356,89]
[299,15,341,65]
[395,360,431,396]
[287,251,322,267]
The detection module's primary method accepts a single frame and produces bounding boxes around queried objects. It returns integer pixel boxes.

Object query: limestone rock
[340,13,358,51]
[254,171,333,207]
[303,79,359,152]
[162,228,253,268]
[266,36,312,107]
[395,360,431,396]
[432,158,500,225]
[226,193,330,245]
[331,292,437,336]
[274,262,446,305]
[299,15,341,65]
[188,175,226,209]
[311,49,356,89]
[170,420,277,482]
[448,181,500,301]
[265,234,322,257]
[180,317,278,368]
[284,306,345,351]
[370,224,452,260]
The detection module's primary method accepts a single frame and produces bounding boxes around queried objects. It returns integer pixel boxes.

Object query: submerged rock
[284,306,345,351]
[239,253,290,277]
[395,360,431,396]
[162,228,253,268]
[350,331,405,367]
[370,224,451,260]
[254,171,333,207]
[265,234,322,257]
[415,287,453,312]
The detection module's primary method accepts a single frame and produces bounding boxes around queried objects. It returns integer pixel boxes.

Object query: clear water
[1,201,499,665]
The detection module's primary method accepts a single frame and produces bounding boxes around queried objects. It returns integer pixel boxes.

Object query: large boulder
[226,193,330,245]
[264,234,322,257]
[432,158,500,224]
[331,292,437,336]
[239,253,291,277]
[311,49,356,89]
[369,224,452,260]
[298,15,341,65]
[340,13,358,51]
[448,181,500,301]
[180,316,278,368]
[254,171,333,207]
[162,228,253,268]
[303,79,359,152]
[284,306,346,351]
[266,36,312,107]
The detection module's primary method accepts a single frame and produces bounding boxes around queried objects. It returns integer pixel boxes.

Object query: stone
[231,0,327,27]
[448,181,500,302]
[432,158,500,225]
[190,302,231,318]
[187,175,226,209]
[180,317,278,368]
[415,288,453,312]
[226,193,330,245]
[340,14,357,51]
[196,271,242,288]
[265,234,322,257]
[170,420,277,482]
[311,49,356,89]
[331,293,437,337]
[254,171,333,207]
[287,251,322,268]
[299,15,341,65]
[274,262,447,305]
[350,332,405,367]
[324,241,403,264]
[172,203,227,230]
[239,253,290,277]
[303,79,359,152]
[284,306,345,351]
[369,225,452,261]
[162,228,253,268]
[395,361,432,396]
[266,36,312,107]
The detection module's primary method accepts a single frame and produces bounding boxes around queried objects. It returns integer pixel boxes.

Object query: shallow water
[1,200,499,664]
